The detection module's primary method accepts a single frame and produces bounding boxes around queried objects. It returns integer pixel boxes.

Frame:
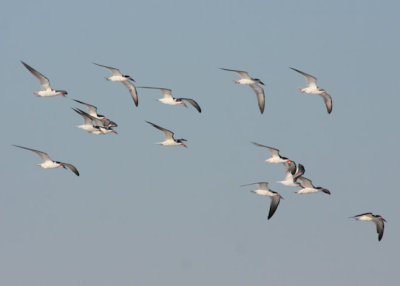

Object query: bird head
[56,90,68,96]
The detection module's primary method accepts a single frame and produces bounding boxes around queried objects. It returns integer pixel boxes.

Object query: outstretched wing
[268,195,281,220]
[178,98,201,113]
[146,121,174,140]
[13,145,52,163]
[320,92,332,114]
[93,62,123,76]
[290,67,318,89]
[220,68,251,79]
[249,84,265,114]
[123,81,139,106]
[21,61,51,91]
[61,162,80,176]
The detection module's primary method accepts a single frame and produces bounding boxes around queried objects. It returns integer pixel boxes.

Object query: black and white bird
[251,142,291,164]
[73,99,117,128]
[146,121,187,147]
[13,145,79,176]
[93,63,138,106]
[220,68,265,114]
[278,161,305,187]
[21,61,67,97]
[72,108,117,134]
[296,177,330,195]
[138,87,201,113]
[350,213,386,241]
[290,67,332,114]
[242,182,283,220]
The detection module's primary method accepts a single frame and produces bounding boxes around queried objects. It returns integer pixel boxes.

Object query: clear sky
[1,0,399,285]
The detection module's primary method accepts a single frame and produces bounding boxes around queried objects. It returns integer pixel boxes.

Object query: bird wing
[251,142,280,157]
[319,92,332,114]
[93,62,123,76]
[73,99,98,117]
[220,68,251,79]
[178,98,202,113]
[293,164,305,181]
[146,121,174,140]
[72,108,93,125]
[375,219,385,241]
[138,87,173,99]
[13,145,52,163]
[249,84,265,114]
[299,177,314,188]
[268,195,281,220]
[240,182,269,190]
[21,61,51,91]
[122,81,139,106]
[290,67,318,89]
[61,162,80,176]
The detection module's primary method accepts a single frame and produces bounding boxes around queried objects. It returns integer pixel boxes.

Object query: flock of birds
[14,60,386,242]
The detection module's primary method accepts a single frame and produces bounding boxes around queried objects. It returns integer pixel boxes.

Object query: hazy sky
[1,1,399,285]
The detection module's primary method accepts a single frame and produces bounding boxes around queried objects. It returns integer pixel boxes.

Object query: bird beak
[181,143,187,148]
[112,130,118,134]
[130,78,135,82]
[259,81,265,85]
[323,189,331,195]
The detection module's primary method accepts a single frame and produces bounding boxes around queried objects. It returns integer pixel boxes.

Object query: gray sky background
[1,1,399,285]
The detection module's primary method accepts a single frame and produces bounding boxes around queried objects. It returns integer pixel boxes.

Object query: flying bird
[290,67,332,114]
[72,108,118,134]
[21,61,67,97]
[73,99,117,127]
[251,142,291,164]
[242,182,283,220]
[146,121,187,147]
[220,68,265,114]
[138,87,201,113]
[13,145,79,176]
[296,177,330,195]
[278,161,305,187]
[93,62,138,106]
[350,213,386,241]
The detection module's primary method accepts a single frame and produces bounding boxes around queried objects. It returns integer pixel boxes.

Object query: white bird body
[21,61,67,97]
[235,78,257,85]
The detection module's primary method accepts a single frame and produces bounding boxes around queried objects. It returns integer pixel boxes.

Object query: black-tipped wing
[122,81,138,106]
[375,220,385,241]
[320,92,332,114]
[62,163,79,176]
[178,98,201,113]
[249,84,265,114]
[21,61,51,91]
[268,195,281,220]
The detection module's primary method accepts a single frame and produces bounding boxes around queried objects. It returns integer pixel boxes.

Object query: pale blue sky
[1,1,399,285]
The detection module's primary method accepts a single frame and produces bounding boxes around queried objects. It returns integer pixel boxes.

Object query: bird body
[351,213,386,241]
